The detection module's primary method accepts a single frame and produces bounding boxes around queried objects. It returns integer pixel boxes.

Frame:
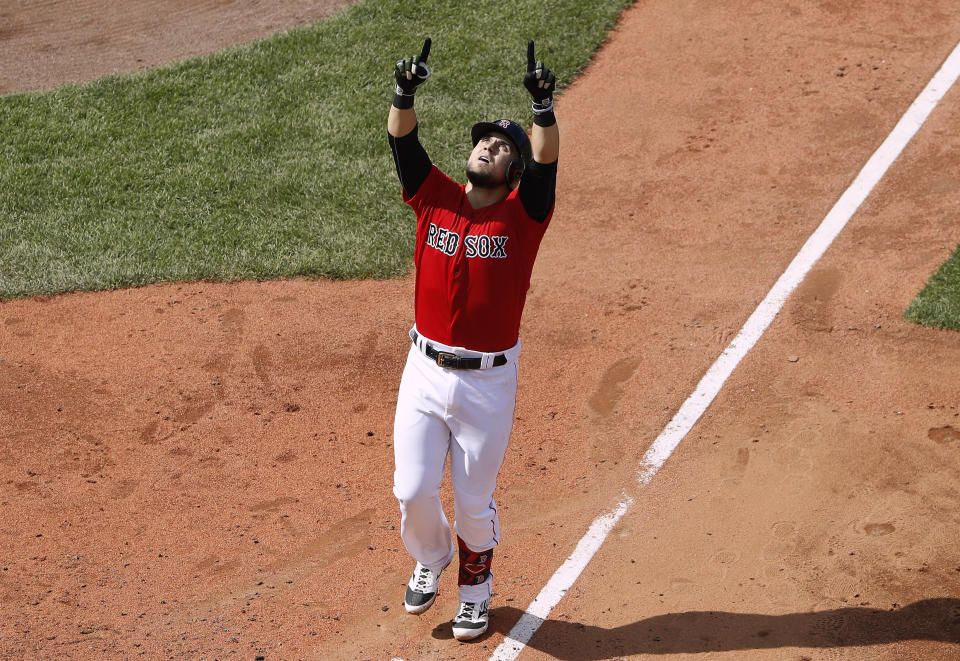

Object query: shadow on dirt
[470,598,960,658]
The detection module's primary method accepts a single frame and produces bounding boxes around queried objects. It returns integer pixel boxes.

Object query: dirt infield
[2,1,960,660]
[0,0,350,95]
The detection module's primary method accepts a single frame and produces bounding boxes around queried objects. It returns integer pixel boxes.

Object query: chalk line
[485,36,960,661]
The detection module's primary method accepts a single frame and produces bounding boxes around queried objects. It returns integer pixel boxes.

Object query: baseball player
[387,37,559,641]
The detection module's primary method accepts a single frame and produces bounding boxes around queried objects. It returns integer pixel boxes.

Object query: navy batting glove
[523,40,556,109]
[395,38,432,96]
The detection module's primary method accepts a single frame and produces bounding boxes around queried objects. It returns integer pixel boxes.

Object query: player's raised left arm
[523,40,559,164]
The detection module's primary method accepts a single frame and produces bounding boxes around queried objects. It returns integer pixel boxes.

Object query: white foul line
[488,498,632,661]
[485,37,960,661]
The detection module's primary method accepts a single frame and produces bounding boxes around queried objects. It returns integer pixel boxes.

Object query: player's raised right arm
[388,38,433,197]
[388,38,431,138]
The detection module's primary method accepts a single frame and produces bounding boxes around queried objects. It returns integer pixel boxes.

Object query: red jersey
[403,165,553,352]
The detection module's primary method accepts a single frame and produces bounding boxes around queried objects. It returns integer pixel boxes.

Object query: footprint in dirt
[928,426,959,444]
[588,357,640,417]
[864,522,895,536]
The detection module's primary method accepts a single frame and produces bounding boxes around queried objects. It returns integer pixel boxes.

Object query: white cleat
[403,561,446,614]
[452,599,489,641]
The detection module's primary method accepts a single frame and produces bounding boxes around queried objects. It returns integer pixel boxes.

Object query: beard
[465,163,508,189]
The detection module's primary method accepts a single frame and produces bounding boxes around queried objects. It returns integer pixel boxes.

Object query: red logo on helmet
[497,120,511,129]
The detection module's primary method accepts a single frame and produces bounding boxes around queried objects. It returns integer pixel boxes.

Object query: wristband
[532,99,555,127]
[532,98,554,114]
[393,90,415,110]
[533,110,556,127]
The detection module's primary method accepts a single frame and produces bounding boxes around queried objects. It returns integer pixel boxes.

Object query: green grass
[904,242,960,331]
[0,0,632,300]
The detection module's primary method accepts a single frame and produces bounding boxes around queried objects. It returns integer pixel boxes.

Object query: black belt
[412,332,507,369]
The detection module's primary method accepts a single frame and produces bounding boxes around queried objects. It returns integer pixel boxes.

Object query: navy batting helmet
[470,119,533,166]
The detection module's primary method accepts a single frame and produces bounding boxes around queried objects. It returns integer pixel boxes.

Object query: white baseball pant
[392,329,521,602]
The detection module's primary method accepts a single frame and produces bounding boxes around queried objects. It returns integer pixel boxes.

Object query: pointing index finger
[419,37,432,63]
[527,40,535,72]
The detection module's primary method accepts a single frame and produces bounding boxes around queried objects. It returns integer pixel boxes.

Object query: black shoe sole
[452,622,488,641]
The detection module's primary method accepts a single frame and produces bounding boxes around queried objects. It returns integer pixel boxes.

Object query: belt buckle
[436,351,459,369]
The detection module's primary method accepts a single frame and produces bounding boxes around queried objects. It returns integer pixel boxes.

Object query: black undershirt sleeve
[518,159,558,223]
[388,124,432,198]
